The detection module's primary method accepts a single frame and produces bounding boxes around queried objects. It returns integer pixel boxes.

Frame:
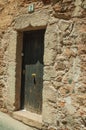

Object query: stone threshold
[12,110,42,129]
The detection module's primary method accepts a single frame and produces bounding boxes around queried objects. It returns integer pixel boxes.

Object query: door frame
[15,28,46,111]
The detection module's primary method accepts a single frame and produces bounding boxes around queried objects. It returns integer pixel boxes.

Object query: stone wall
[0,0,86,130]
[43,19,86,130]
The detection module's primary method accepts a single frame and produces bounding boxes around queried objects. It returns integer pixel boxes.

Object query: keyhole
[32,73,36,85]
[34,77,36,85]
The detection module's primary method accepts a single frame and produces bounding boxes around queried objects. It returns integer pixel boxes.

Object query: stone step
[13,110,42,129]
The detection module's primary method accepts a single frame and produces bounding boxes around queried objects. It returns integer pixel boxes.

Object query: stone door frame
[6,9,57,128]
[14,10,49,111]
[8,10,50,128]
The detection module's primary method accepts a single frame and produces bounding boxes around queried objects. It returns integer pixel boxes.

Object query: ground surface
[0,112,37,130]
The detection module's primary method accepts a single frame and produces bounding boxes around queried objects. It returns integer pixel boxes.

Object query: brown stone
[44,66,57,80]
[81,62,86,71]
[80,54,86,62]
[53,11,71,20]
[77,84,86,93]
[0,15,13,29]
[54,61,66,70]
[0,68,4,75]
[63,0,72,3]
[53,4,61,12]
[63,48,76,58]
[48,126,57,130]
[78,44,86,54]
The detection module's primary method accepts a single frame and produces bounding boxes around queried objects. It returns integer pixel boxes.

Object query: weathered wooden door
[21,30,45,114]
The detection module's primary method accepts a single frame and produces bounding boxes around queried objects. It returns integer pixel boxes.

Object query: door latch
[32,73,36,85]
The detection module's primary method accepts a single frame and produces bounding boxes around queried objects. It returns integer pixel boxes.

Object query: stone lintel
[14,10,50,31]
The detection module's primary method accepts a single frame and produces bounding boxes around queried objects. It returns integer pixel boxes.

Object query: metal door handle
[32,73,36,77]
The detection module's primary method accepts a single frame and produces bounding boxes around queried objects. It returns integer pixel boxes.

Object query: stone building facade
[0,0,86,130]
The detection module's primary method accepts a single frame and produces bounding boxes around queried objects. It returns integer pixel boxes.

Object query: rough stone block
[44,66,57,80]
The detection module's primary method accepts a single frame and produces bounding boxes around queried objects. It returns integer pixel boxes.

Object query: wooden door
[21,30,45,114]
